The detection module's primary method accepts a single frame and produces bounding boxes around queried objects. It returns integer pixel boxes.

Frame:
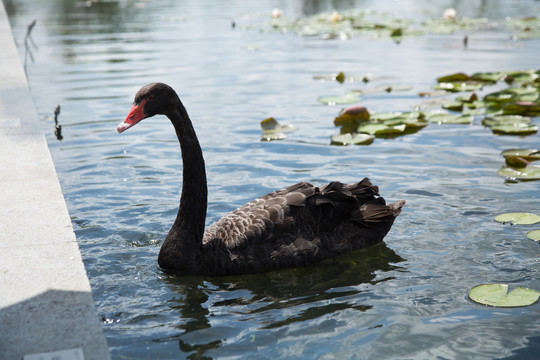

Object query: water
[6,0,540,358]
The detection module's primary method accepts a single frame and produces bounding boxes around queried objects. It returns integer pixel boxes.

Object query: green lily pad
[482,115,531,127]
[498,164,540,181]
[318,92,362,105]
[526,229,540,242]
[357,123,406,136]
[494,212,540,225]
[468,284,540,307]
[330,133,375,146]
[428,112,473,124]
[370,112,404,122]
[442,101,464,112]
[437,72,470,83]
[490,123,538,136]
[502,101,540,117]
[435,81,484,92]
[471,71,506,83]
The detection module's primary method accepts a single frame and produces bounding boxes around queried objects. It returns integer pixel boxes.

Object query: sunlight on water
[7,0,540,358]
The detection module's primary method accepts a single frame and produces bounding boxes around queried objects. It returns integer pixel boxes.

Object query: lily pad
[500,149,540,162]
[428,112,473,124]
[330,133,375,146]
[468,284,540,307]
[334,106,370,126]
[442,101,464,112]
[502,101,540,117]
[357,123,406,136]
[437,72,470,83]
[435,81,484,92]
[494,212,540,225]
[482,115,531,127]
[490,123,538,136]
[526,229,540,242]
[318,92,362,105]
[260,117,297,141]
[497,164,540,181]
[471,71,506,83]
[260,117,297,133]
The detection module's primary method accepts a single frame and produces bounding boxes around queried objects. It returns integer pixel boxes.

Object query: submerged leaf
[494,212,540,225]
[469,284,540,307]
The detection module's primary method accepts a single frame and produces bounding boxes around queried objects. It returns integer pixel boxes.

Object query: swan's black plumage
[117,83,405,275]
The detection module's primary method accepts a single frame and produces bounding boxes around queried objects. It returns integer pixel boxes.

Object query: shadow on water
[162,242,404,358]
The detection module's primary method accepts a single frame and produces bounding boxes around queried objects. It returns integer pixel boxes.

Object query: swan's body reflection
[162,242,405,358]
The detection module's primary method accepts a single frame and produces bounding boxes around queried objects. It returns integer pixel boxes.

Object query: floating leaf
[437,72,470,83]
[334,106,370,126]
[502,101,540,117]
[370,112,404,122]
[471,71,505,83]
[435,81,484,92]
[428,112,473,124]
[260,117,297,133]
[526,229,540,242]
[500,149,540,162]
[482,115,531,127]
[374,84,413,93]
[468,284,540,307]
[497,164,540,181]
[494,212,540,225]
[335,72,346,83]
[442,101,464,112]
[456,92,479,103]
[330,133,374,146]
[261,132,287,141]
[490,123,538,136]
[357,123,406,137]
[260,117,297,141]
[318,92,362,105]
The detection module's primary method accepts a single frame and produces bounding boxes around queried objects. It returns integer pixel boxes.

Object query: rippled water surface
[7,0,540,358]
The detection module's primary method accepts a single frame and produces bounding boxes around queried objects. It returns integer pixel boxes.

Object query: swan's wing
[200,179,404,273]
[202,178,402,248]
[202,182,315,248]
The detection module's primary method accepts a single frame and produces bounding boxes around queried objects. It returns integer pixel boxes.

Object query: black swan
[117,83,405,275]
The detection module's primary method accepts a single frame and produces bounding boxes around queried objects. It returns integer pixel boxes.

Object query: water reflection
[163,243,404,357]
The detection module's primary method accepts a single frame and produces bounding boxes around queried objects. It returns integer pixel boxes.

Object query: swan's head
[117,82,177,133]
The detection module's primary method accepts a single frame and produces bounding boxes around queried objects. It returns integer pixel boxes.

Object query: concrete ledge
[0,1,110,359]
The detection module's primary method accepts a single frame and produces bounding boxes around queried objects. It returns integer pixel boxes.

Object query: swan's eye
[148,94,155,100]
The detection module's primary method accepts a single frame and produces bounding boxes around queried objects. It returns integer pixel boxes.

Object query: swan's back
[200,178,404,274]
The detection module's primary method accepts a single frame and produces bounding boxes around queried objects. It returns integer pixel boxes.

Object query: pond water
[7,0,540,358]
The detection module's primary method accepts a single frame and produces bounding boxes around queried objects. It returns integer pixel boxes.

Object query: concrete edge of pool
[0,2,111,360]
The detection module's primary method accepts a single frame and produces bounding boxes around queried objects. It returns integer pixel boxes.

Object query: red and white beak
[116,99,147,133]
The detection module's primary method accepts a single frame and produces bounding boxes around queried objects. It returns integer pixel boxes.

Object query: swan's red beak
[117,100,147,133]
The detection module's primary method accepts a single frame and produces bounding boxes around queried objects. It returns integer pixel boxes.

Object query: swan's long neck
[158,102,207,270]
